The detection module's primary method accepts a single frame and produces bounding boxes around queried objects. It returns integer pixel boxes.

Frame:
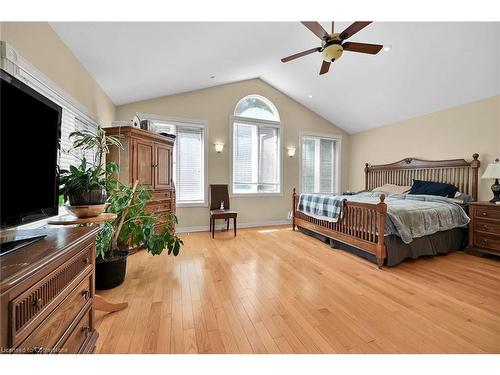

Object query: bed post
[471,153,480,202]
[364,163,370,190]
[292,188,297,231]
[376,194,387,268]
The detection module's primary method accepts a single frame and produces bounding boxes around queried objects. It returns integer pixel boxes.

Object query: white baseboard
[176,219,290,234]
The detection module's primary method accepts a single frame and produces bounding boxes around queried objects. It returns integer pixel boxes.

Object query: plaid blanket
[297,193,345,222]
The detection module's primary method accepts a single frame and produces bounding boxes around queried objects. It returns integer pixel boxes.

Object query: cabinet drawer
[60,307,92,354]
[152,190,171,201]
[9,244,93,347]
[147,200,172,213]
[475,219,500,236]
[474,207,500,220]
[474,233,500,252]
[16,273,92,353]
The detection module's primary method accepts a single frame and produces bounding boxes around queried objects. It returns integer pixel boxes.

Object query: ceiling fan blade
[281,47,321,63]
[319,60,331,75]
[339,21,372,40]
[301,21,330,40]
[342,42,383,54]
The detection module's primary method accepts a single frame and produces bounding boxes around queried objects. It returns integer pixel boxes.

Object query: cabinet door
[133,139,154,187]
[154,143,173,190]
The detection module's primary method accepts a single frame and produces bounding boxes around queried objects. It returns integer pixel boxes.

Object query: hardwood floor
[95,225,500,354]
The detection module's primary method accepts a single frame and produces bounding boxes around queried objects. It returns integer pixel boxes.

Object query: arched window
[231,95,282,195]
[234,95,280,121]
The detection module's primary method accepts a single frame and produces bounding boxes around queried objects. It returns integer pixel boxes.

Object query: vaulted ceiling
[50,22,500,133]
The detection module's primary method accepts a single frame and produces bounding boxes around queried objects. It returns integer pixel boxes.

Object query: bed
[292,154,481,267]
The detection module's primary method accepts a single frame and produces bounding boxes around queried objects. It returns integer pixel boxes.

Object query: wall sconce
[214,143,224,153]
[287,147,296,158]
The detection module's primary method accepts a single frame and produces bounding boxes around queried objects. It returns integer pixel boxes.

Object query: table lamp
[482,158,500,203]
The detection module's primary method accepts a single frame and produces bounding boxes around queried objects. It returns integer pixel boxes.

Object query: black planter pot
[95,250,129,290]
[68,187,107,206]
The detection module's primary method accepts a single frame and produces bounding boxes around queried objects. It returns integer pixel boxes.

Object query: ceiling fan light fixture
[322,43,343,62]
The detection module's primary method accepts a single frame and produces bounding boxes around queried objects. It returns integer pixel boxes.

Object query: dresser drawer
[152,190,172,201]
[8,244,93,347]
[474,207,500,220]
[60,307,92,354]
[15,273,92,353]
[474,233,500,252]
[147,200,172,213]
[475,219,500,236]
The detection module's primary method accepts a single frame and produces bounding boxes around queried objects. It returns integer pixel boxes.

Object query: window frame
[234,94,280,121]
[299,131,342,195]
[137,113,208,207]
[229,115,283,197]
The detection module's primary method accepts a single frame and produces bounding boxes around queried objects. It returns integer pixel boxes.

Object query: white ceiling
[50,22,500,133]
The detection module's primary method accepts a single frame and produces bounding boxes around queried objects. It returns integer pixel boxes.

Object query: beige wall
[117,79,349,229]
[348,95,500,201]
[0,22,115,127]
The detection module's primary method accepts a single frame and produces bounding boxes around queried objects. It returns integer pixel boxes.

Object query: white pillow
[373,184,411,195]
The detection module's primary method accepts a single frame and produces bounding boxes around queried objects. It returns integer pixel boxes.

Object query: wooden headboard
[364,154,480,201]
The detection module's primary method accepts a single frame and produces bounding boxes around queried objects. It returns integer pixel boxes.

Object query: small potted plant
[95,179,183,289]
[59,126,122,217]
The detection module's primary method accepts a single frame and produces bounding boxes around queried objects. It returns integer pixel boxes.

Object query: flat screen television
[1,69,62,231]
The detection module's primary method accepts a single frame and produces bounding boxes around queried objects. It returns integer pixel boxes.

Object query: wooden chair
[209,184,237,238]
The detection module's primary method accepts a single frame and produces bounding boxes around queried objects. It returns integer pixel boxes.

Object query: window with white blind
[300,134,341,194]
[59,109,97,171]
[175,125,206,205]
[231,95,281,195]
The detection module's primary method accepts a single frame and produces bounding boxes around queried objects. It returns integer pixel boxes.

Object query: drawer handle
[32,298,43,309]
[83,257,90,264]
[29,346,44,354]
[482,212,487,217]
[81,290,91,301]
[482,224,488,230]
[483,239,488,243]
[81,326,91,337]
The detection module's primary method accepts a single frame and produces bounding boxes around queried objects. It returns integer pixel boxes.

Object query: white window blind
[175,126,205,204]
[59,110,97,171]
[4,49,100,172]
[232,120,281,194]
[301,135,339,194]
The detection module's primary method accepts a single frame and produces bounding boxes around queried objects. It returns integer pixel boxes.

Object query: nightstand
[467,202,500,257]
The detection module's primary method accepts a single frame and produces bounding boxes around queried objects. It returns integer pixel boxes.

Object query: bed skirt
[298,227,467,266]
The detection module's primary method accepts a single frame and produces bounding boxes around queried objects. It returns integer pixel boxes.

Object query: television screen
[1,69,62,228]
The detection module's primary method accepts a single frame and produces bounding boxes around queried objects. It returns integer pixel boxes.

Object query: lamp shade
[481,159,500,179]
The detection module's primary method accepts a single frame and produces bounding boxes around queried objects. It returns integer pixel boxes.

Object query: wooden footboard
[292,188,387,268]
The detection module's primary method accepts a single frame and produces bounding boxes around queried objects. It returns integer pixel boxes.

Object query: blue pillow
[409,179,458,198]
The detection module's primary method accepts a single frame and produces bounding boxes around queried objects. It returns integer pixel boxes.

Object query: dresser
[468,202,500,256]
[0,227,100,354]
[104,126,176,224]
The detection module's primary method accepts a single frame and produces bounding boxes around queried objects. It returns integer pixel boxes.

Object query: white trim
[176,219,290,234]
[298,130,342,195]
[0,41,99,125]
[229,115,283,197]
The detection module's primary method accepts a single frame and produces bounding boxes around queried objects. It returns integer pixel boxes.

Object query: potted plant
[59,126,122,216]
[95,179,183,289]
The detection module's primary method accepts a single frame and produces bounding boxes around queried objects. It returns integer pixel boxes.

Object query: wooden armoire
[104,126,176,220]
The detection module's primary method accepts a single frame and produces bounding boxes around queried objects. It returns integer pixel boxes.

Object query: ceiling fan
[281,21,383,75]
